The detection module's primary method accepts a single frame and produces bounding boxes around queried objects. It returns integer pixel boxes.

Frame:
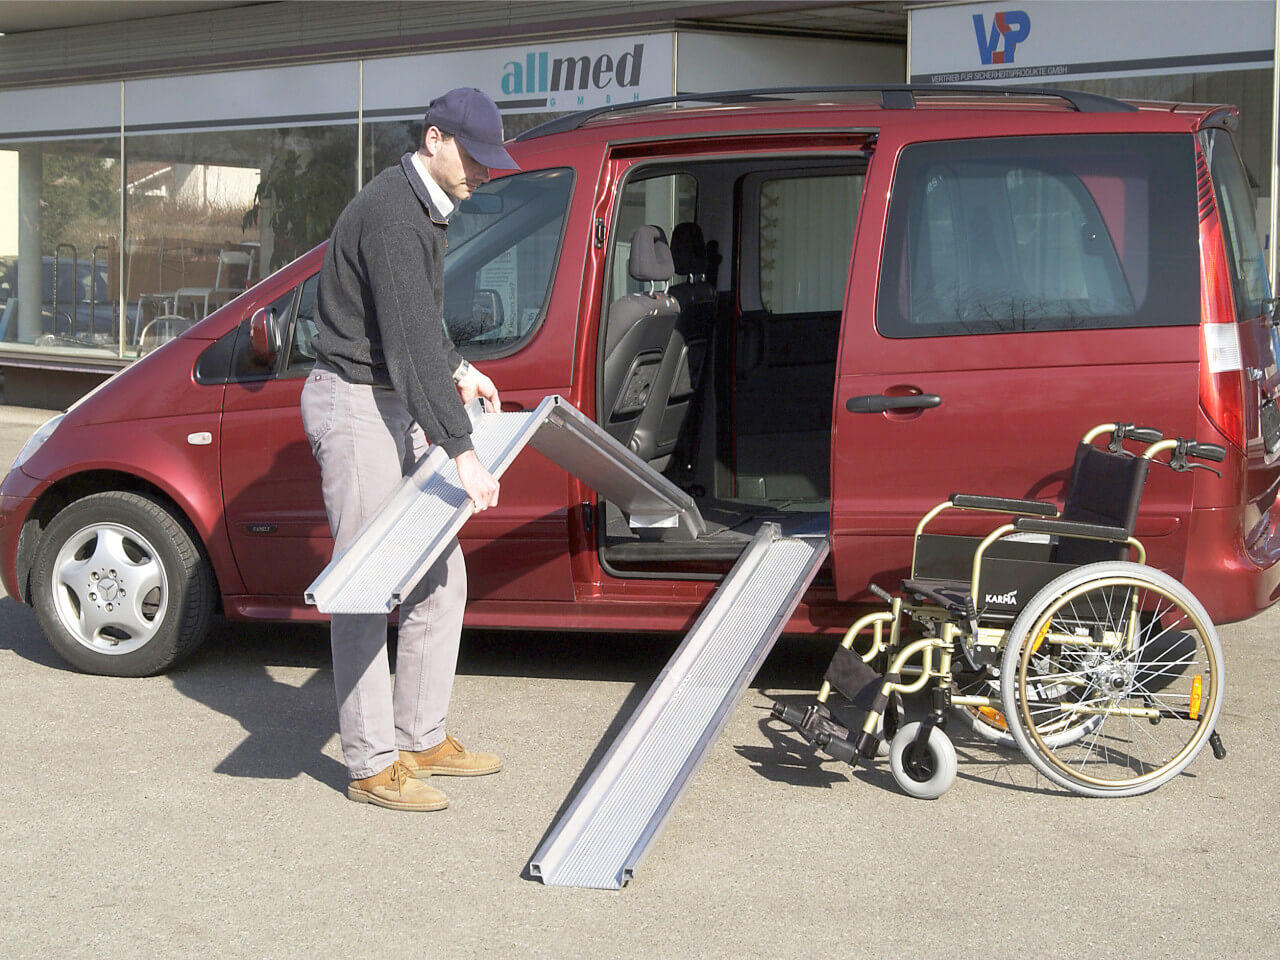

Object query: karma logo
[973,10,1031,65]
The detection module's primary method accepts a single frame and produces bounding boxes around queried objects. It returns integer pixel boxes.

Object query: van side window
[1204,128,1272,321]
[609,173,697,300]
[759,174,862,313]
[441,167,575,358]
[283,273,318,376]
[878,134,1200,337]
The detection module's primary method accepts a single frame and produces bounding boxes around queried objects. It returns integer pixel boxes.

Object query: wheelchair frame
[775,423,1228,799]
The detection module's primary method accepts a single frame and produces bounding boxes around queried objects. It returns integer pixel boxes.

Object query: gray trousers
[301,364,466,779]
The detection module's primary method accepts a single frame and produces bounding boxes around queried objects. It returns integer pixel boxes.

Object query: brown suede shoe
[400,734,502,777]
[347,760,448,811]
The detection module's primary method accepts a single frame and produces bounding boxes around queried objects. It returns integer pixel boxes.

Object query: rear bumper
[1180,503,1280,625]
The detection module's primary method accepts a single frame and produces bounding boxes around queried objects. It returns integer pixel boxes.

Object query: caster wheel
[889,722,957,799]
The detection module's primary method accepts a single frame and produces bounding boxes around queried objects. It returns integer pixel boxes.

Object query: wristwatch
[452,359,472,383]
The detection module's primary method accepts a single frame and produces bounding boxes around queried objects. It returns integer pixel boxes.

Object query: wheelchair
[774,422,1229,799]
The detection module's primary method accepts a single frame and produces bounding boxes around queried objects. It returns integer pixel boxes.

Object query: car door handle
[846,394,942,414]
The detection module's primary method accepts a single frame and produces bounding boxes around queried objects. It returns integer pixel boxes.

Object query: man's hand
[455,449,499,512]
[456,364,500,411]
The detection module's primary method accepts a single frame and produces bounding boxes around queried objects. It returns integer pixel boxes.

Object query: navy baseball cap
[425,87,520,171]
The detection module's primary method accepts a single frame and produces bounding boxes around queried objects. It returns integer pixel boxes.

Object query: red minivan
[3,87,1278,676]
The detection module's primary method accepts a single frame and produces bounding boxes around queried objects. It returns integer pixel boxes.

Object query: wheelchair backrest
[1052,443,1149,565]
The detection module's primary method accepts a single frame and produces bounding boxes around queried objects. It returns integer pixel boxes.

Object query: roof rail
[513,84,1137,141]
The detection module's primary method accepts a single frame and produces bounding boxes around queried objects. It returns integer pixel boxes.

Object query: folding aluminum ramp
[306,395,706,614]
[305,394,828,889]
[529,521,826,889]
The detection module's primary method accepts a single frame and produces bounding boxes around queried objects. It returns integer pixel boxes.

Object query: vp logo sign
[973,10,1031,65]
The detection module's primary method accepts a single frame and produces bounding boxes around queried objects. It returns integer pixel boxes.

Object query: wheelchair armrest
[950,494,1057,517]
[1013,517,1129,541]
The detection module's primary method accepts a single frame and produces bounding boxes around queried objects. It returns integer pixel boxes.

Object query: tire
[889,721,957,799]
[31,491,215,677]
[999,562,1224,798]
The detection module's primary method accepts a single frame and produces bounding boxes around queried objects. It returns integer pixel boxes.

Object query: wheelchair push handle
[1187,441,1226,462]
[1144,437,1227,476]
[1087,422,1163,453]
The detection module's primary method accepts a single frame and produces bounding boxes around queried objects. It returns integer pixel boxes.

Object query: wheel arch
[16,470,227,612]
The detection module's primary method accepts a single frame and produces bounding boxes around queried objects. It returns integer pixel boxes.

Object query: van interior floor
[601,497,829,565]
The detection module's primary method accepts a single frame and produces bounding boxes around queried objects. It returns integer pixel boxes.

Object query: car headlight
[11,413,65,473]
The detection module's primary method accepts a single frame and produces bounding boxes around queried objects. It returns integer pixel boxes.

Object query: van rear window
[877,134,1199,338]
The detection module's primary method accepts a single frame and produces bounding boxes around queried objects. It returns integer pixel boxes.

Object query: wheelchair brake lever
[1186,461,1223,478]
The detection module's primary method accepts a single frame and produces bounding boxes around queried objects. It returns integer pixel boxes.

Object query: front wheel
[31,491,215,676]
[999,562,1224,798]
[889,721,957,799]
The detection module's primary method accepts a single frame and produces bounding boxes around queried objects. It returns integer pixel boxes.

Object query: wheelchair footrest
[771,701,861,766]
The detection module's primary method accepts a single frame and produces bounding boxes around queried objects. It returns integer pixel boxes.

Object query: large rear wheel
[999,562,1223,797]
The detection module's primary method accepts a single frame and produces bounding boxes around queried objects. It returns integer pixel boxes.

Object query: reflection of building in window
[126,163,260,209]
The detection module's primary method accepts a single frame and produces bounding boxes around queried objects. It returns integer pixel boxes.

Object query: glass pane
[610,173,697,301]
[0,136,123,354]
[285,272,319,374]
[124,124,356,357]
[441,167,575,353]
[1206,128,1271,320]
[759,174,861,313]
[878,134,1200,338]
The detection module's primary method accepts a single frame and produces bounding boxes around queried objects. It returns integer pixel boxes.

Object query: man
[301,87,518,811]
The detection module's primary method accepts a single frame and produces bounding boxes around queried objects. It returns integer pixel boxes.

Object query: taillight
[1198,191,1247,450]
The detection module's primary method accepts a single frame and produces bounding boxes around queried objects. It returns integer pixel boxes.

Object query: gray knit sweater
[313,153,472,457]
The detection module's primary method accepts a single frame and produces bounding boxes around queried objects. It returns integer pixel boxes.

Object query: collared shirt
[410,150,455,220]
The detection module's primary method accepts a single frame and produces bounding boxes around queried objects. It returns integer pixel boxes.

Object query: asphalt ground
[1,403,1278,959]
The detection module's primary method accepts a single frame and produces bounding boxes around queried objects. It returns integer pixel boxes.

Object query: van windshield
[877,134,1200,338]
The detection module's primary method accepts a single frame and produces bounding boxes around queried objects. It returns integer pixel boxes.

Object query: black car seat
[633,221,716,467]
[601,224,680,453]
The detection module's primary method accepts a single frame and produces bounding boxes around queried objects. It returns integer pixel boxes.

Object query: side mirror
[249,306,280,366]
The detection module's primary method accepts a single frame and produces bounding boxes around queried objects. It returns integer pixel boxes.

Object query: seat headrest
[670,222,707,276]
[628,225,674,283]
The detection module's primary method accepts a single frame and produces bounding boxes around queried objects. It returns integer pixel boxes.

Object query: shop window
[0,136,123,354]
[123,124,358,358]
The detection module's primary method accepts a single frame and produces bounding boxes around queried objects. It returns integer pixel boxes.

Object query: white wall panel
[124,62,359,133]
